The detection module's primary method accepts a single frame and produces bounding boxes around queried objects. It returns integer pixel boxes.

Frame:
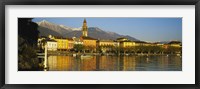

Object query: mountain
[36,20,139,41]
[37,20,81,37]
[37,26,62,37]
[64,27,138,41]
[123,35,139,41]
[156,41,172,44]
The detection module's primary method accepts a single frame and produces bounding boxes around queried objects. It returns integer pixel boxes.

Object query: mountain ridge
[36,20,139,41]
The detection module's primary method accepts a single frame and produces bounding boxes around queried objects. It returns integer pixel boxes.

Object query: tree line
[73,44,181,55]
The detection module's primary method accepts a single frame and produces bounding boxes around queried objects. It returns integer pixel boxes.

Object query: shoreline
[47,51,181,56]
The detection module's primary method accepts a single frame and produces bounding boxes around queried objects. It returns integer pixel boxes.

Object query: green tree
[18,18,41,70]
[136,46,144,54]
[130,46,136,54]
[167,46,181,54]
[18,18,39,47]
[96,46,102,53]
[74,44,84,53]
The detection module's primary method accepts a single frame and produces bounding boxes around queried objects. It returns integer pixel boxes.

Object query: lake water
[47,55,182,71]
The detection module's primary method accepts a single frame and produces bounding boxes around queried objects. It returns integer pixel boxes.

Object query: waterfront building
[80,19,97,52]
[67,38,75,50]
[80,36,97,49]
[114,41,120,47]
[168,41,181,47]
[116,37,129,42]
[97,40,115,46]
[46,39,57,51]
[161,41,182,49]
[97,40,118,53]
[135,41,148,46]
[37,36,58,51]
[155,42,164,46]
[49,35,74,51]
[72,37,83,45]
[120,41,136,48]
[53,37,68,51]
[116,37,136,48]
[116,37,136,49]
[163,44,169,49]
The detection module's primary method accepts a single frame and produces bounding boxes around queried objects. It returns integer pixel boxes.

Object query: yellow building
[48,35,74,51]
[116,37,137,48]
[80,18,97,48]
[120,41,136,48]
[116,37,136,48]
[97,40,115,46]
[81,36,97,47]
[54,38,68,51]
[116,37,128,42]
[80,36,97,52]
[135,41,149,46]
[80,19,97,52]
[66,38,74,50]
[97,40,119,53]
[168,41,181,47]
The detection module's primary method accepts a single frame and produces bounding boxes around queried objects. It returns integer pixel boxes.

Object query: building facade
[98,40,116,46]
[97,40,117,53]
[54,38,68,51]
[120,41,136,48]
[48,35,74,51]
[80,19,97,52]
[46,40,57,51]
[168,41,181,47]
[80,36,97,52]
[67,38,74,50]
[81,36,97,47]
[72,37,83,45]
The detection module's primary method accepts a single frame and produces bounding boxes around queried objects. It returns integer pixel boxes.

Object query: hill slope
[37,20,139,41]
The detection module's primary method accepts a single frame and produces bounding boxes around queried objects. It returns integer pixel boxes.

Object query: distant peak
[41,20,49,23]
[37,20,55,26]
[59,25,71,29]
[37,20,52,23]
[59,24,65,27]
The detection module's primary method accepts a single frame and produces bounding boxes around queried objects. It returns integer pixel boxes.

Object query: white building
[46,40,57,51]
[72,37,83,45]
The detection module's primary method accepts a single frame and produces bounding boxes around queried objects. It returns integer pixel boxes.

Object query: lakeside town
[18,18,182,71]
[37,19,182,56]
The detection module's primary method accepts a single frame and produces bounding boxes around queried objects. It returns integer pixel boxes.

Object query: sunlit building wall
[67,38,74,50]
[54,38,68,51]
[46,40,57,51]
[80,36,97,51]
[120,41,136,48]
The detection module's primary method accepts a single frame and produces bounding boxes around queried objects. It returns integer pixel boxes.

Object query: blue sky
[32,18,182,42]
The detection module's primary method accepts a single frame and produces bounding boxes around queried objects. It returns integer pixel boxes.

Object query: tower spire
[82,18,88,37]
[84,18,87,23]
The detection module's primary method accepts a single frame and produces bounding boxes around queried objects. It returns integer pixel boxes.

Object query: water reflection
[47,55,182,71]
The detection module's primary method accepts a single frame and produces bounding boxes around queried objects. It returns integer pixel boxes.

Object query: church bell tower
[82,18,88,37]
